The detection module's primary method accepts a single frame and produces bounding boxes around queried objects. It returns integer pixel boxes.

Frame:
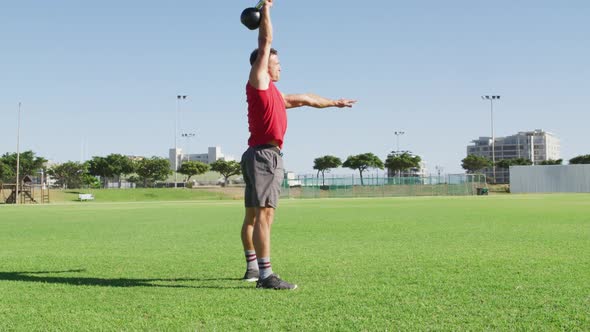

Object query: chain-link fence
[281,174,487,199]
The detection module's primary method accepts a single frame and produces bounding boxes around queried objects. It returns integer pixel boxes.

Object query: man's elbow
[301,95,315,107]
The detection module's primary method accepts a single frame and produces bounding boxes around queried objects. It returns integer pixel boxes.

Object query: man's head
[250,48,281,82]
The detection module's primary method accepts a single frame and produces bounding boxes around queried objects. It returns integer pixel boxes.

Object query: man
[240,0,356,290]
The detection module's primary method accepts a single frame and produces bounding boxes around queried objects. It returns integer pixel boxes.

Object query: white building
[169,146,235,171]
[467,129,561,183]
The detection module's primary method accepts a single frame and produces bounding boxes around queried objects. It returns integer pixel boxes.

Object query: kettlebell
[240,0,265,30]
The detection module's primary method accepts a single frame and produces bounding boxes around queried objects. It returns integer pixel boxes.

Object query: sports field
[1,194,589,330]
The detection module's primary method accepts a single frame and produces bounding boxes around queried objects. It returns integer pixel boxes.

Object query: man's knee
[243,208,256,225]
[256,207,275,225]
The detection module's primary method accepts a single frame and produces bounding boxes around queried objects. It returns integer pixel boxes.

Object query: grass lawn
[0,194,589,330]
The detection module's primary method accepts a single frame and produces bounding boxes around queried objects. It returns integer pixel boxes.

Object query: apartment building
[467,129,560,183]
[169,146,235,171]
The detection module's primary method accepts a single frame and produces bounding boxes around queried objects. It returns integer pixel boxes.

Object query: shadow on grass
[0,269,249,290]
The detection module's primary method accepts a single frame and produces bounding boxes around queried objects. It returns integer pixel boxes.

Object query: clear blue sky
[1,0,588,175]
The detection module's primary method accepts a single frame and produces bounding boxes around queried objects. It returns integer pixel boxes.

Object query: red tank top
[246,81,287,149]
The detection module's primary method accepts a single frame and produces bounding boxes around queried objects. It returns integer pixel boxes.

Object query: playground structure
[1,175,50,204]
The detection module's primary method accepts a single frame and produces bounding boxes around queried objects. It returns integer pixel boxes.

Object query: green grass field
[1,194,589,330]
[44,188,233,203]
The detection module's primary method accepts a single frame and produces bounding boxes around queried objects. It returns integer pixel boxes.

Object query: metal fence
[281,174,486,199]
[510,165,590,193]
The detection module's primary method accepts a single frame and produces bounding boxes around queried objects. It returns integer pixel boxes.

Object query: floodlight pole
[175,97,179,188]
[394,131,405,177]
[435,165,443,184]
[175,95,187,188]
[482,95,500,183]
[181,133,196,161]
[15,102,22,205]
[394,131,405,153]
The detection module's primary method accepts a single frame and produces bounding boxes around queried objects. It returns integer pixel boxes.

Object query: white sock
[257,257,273,280]
[245,250,258,271]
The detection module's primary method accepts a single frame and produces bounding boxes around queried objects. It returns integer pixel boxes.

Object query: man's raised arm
[248,0,273,90]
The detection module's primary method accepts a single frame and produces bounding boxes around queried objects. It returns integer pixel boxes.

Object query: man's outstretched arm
[282,93,357,109]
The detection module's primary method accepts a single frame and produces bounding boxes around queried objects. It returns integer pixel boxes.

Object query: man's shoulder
[247,81,272,93]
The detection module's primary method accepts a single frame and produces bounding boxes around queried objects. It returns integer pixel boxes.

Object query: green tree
[495,160,512,169]
[47,161,89,189]
[1,151,47,182]
[512,158,533,166]
[178,161,210,184]
[461,154,491,173]
[81,171,101,188]
[210,160,241,187]
[106,154,135,188]
[496,158,533,169]
[313,155,342,186]
[539,159,563,165]
[135,157,172,188]
[569,154,590,164]
[342,153,384,185]
[0,160,13,183]
[126,175,141,186]
[385,152,422,177]
[88,156,113,188]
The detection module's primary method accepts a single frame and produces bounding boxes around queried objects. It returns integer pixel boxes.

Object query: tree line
[2,151,590,189]
[0,151,241,189]
[460,154,590,173]
[313,152,422,186]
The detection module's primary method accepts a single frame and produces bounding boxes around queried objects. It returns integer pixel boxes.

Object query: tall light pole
[394,131,405,153]
[435,165,444,184]
[393,131,405,178]
[15,102,22,205]
[482,95,500,183]
[181,133,196,161]
[175,95,187,188]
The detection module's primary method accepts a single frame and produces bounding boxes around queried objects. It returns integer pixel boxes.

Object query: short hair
[249,48,278,66]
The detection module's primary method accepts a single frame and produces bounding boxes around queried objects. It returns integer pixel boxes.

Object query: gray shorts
[241,145,284,208]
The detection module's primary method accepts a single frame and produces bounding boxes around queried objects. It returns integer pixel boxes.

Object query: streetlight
[394,131,405,153]
[175,95,187,188]
[481,95,500,183]
[435,165,444,184]
[15,102,22,205]
[392,131,406,178]
[181,133,196,161]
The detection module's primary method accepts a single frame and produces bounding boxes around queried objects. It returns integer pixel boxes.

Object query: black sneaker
[256,274,297,290]
[242,269,259,282]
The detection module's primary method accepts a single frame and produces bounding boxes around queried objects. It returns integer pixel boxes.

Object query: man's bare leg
[241,207,257,251]
[253,206,297,289]
[253,207,274,279]
[240,207,275,282]
[253,207,274,257]
[241,207,259,281]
